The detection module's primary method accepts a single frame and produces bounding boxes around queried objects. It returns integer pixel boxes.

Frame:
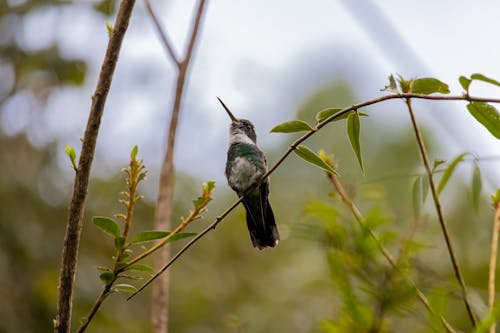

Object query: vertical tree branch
[488,201,500,333]
[404,98,477,327]
[145,1,208,332]
[54,1,136,332]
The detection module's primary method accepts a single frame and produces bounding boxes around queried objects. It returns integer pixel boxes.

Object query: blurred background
[1,0,500,332]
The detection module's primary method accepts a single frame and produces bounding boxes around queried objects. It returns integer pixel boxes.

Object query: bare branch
[147,1,207,332]
[144,0,180,66]
[54,1,137,332]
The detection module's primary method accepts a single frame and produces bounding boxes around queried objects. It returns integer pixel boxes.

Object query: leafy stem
[76,147,146,333]
[404,98,477,327]
[322,154,456,333]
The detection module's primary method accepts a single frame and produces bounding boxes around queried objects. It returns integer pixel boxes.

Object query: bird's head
[217,97,257,144]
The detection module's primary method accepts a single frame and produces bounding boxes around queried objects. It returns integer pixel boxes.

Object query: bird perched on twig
[217,97,280,249]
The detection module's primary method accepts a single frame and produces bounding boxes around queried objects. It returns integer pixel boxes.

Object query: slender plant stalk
[404,98,477,327]
[54,1,136,332]
[326,171,456,333]
[130,92,500,302]
[488,201,500,333]
[144,1,207,332]
[76,152,144,333]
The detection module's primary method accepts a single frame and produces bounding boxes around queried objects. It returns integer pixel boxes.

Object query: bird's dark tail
[242,185,280,249]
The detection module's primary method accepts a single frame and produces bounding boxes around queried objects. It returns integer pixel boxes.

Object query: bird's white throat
[230,131,255,145]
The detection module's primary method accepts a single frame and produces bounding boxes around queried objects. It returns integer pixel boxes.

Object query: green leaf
[130,145,138,160]
[93,216,121,238]
[471,73,500,87]
[472,165,482,211]
[437,153,468,194]
[492,188,500,205]
[459,76,471,91]
[397,75,411,93]
[99,271,114,285]
[114,236,126,251]
[65,145,77,171]
[65,145,76,161]
[347,112,364,173]
[127,264,153,272]
[105,21,113,38]
[467,102,500,139]
[432,159,446,173]
[315,108,343,123]
[114,283,137,294]
[270,120,313,133]
[294,145,337,175]
[166,232,197,243]
[131,231,170,244]
[204,180,216,192]
[411,78,450,95]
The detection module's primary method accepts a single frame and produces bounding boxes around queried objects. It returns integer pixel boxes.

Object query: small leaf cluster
[271,108,368,174]
[65,145,78,172]
[383,73,500,140]
[80,146,215,331]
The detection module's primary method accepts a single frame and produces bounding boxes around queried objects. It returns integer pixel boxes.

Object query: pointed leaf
[432,159,446,173]
[347,112,364,173]
[459,76,471,91]
[437,153,468,194]
[65,145,76,161]
[472,165,482,211]
[99,271,115,285]
[131,231,170,244]
[466,102,500,139]
[411,78,450,95]
[114,283,137,294]
[166,232,197,243]
[204,180,216,193]
[397,75,411,93]
[93,216,120,238]
[492,188,500,205]
[315,108,343,123]
[270,120,313,133]
[470,73,500,87]
[130,145,138,160]
[114,236,126,251]
[294,145,337,175]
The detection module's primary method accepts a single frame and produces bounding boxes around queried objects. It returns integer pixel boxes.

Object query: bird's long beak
[217,97,237,122]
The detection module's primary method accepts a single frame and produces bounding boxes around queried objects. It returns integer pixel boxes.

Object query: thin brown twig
[128,92,500,299]
[405,98,477,327]
[144,0,180,66]
[128,196,243,299]
[326,171,456,333]
[488,201,500,333]
[54,1,136,332]
[146,1,207,332]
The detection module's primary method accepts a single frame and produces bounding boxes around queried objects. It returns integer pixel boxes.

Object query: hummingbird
[217,97,280,249]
